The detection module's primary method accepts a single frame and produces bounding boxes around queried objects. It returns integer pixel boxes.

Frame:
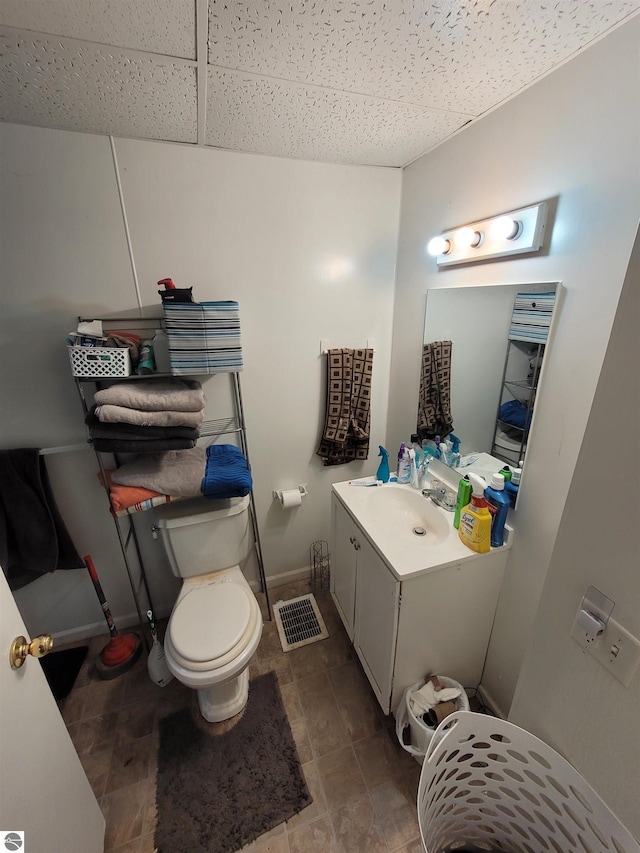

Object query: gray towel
[94,379,205,412]
[95,404,204,428]
[112,448,206,497]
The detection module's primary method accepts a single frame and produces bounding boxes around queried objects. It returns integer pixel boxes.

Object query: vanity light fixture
[428,202,549,266]
[427,235,451,256]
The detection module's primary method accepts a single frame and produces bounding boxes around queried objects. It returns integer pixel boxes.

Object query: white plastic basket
[396,678,470,764]
[68,346,131,378]
[418,711,639,853]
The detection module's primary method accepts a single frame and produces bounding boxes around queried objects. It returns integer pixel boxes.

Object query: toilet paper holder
[272,484,308,502]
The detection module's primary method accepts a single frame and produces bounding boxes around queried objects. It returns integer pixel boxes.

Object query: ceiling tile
[208,0,638,115]
[205,68,472,166]
[0,0,197,59]
[0,31,197,143]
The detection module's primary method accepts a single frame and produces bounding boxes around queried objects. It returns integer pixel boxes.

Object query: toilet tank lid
[155,494,250,529]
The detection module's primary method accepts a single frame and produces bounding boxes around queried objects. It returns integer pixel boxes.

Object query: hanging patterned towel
[316,348,373,466]
[417,341,454,441]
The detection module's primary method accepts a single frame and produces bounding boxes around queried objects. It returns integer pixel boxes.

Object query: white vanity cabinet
[331,487,509,715]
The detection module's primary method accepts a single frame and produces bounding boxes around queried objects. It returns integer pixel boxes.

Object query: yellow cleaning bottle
[458,473,491,553]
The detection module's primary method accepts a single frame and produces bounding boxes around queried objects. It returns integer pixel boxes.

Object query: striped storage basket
[163,301,243,374]
[509,290,556,344]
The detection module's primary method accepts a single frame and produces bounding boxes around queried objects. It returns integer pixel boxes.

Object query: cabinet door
[331,496,358,639]
[354,536,400,714]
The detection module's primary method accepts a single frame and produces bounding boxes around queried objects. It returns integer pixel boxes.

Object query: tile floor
[58,578,427,853]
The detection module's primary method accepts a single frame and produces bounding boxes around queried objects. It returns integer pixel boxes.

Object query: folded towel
[98,469,182,515]
[0,448,84,590]
[91,437,197,453]
[202,445,252,498]
[95,403,204,429]
[85,407,199,441]
[112,448,206,497]
[93,379,205,412]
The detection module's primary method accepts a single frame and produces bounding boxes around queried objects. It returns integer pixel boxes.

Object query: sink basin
[363,485,450,544]
[332,480,512,580]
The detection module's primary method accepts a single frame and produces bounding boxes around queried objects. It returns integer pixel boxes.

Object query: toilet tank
[154,495,251,578]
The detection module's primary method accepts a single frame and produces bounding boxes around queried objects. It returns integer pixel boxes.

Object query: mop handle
[84,555,118,638]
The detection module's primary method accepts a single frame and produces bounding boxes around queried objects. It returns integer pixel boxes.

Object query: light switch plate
[571,614,640,687]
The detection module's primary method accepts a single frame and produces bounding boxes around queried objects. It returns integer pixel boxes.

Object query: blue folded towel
[202,445,252,498]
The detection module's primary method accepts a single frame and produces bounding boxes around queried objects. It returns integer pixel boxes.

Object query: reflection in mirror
[420,282,560,497]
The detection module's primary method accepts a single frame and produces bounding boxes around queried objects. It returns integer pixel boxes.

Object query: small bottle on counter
[152,328,171,373]
[505,467,521,508]
[137,340,155,374]
[484,472,511,547]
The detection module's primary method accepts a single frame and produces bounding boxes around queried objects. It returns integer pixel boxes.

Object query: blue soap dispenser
[376,446,390,483]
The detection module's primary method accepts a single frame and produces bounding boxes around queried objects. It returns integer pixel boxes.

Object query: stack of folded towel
[86,379,206,453]
[103,444,252,515]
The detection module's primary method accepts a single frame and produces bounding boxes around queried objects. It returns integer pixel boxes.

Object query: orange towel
[98,469,164,513]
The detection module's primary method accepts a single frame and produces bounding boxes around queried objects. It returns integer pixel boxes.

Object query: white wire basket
[68,346,131,378]
[418,711,639,853]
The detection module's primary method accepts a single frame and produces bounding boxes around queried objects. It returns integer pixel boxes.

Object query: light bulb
[427,236,451,256]
[490,216,522,240]
[454,227,482,249]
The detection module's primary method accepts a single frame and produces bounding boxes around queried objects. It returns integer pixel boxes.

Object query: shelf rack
[490,339,544,466]
[73,313,272,644]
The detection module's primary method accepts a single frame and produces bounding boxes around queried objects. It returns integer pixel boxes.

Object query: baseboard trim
[476,682,508,719]
[249,565,310,593]
[52,567,312,644]
[51,611,146,645]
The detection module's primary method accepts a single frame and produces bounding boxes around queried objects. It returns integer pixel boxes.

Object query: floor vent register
[273,593,329,652]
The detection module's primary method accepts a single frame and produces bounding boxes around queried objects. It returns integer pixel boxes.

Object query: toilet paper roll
[280,489,302,509]
[426,700,457,727]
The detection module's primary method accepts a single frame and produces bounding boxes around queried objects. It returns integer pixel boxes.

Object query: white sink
[332,481,511,579]
[363,485,450,545]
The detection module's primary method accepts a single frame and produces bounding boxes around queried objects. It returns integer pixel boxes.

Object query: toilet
[154,494,263,722]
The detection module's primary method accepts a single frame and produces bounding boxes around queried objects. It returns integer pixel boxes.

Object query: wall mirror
[419,282,561,501]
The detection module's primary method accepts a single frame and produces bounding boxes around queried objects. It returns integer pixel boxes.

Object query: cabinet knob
[354,540,360,551]
[349,536,355,545]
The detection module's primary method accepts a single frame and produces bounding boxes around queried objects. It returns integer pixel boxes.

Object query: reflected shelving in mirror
[419,282,561,506]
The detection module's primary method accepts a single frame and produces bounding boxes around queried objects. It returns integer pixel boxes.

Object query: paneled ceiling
[0,1,637,167]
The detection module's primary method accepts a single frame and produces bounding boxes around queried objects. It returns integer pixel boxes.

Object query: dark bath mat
[40,645,88,700]
[155,672,312,853]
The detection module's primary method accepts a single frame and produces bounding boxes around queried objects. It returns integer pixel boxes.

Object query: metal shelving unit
[73,321,272,639]
[490,339,544,467]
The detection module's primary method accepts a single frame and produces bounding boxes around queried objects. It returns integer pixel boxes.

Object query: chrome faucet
[422,481,457,512]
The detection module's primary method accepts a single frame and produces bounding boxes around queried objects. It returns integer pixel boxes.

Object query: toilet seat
[167,581,259,673]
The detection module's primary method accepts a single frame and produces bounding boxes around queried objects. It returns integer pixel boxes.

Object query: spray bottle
[146,610,173,687]
[376,446,390,483]
[448,434,462,469]
[458,474,491,553]
[453,474,472,530]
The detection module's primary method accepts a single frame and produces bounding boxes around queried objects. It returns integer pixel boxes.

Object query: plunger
[84,555,142,680]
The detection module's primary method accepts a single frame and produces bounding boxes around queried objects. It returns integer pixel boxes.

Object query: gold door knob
[9,635,54,670]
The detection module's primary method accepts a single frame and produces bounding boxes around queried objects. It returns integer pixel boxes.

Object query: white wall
[389,17,640,716]
[0,124,401,637]
[510,228,640,838]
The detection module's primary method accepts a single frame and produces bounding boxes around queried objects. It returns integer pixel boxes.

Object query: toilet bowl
[154,495,263,722]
